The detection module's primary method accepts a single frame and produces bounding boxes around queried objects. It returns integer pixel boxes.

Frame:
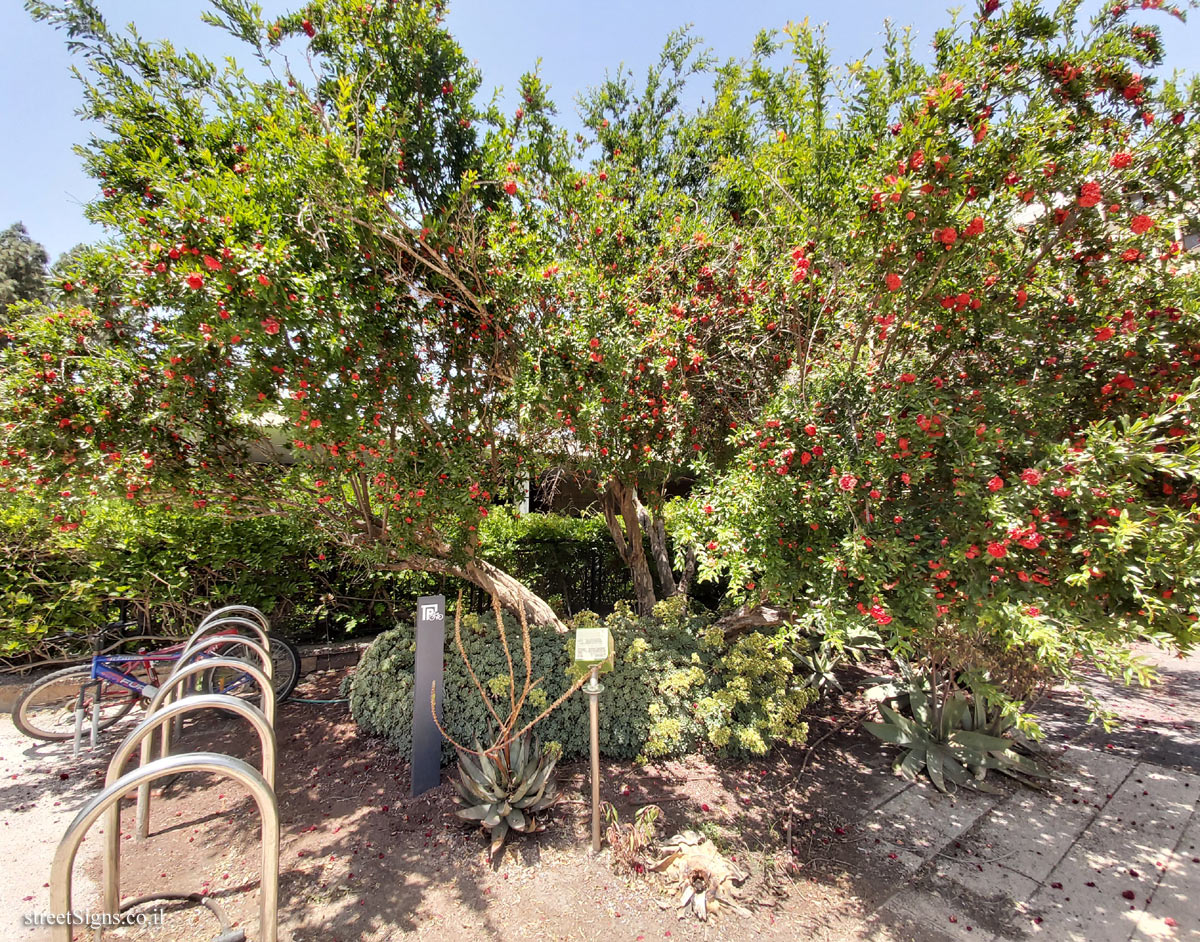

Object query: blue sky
[4,1,1198,261]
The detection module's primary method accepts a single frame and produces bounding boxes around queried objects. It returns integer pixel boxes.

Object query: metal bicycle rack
[181,616,271,662]
[50,605,284,940]
[172,634,272,686]
[173,621,273,737]
[199,605,270,631]
[106,694,276,888]
[51,751,279,942]
[136,659,274,839]
[164,633,272,746]
[149,658,276,729]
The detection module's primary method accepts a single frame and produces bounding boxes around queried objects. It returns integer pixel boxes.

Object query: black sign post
[411,594,446,797]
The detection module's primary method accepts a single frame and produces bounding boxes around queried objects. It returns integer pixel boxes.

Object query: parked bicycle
[10,606,300,743]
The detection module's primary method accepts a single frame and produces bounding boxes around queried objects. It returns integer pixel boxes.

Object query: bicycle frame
[89,652,177,695]
[71,628,267,756]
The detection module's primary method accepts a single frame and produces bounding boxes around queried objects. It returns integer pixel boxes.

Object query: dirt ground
[30,669,914,942]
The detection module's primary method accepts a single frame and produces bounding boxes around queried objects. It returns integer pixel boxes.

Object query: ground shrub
[349,599,815,762]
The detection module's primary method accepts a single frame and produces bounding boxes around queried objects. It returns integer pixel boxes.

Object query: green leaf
[895,746,926,782]
[926,743,949,794]
[489,819,510,859]
[863,719,913,747]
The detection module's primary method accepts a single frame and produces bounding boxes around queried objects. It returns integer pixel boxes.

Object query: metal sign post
[411,594,446,797]
[573,626,613,853]
[585,665,603,852]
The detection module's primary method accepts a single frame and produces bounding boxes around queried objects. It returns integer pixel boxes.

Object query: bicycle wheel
[11,666,139,741]
[267,633,301,701]
[199,633,300,702]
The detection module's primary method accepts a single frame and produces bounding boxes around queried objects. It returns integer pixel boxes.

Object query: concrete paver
[1130,796,1200,941]
[864,782,1002,874]
[863,644,1200,941]
[0,720,110,941]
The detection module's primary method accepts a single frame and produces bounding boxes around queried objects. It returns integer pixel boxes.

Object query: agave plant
[436,593,589,861]
[793,622,884,696]
[453,730,561,859]
[864,667,1049,794]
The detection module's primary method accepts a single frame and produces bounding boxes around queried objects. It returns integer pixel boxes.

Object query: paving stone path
[856,643,1200,942]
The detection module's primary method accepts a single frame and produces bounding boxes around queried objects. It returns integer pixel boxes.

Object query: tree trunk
[643,510,680,597]
[676,545,697,598]
[601,477,658,617]
[715,603,793,639]
[384,555,567,633]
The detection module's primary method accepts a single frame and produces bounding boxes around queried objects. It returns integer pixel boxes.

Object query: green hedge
[349,598,816,762]
[0,498,406,657]
[0,501,626,660]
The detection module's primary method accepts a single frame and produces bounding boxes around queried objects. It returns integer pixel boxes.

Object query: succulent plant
[452,729,561,860]
[864,666,1049,794]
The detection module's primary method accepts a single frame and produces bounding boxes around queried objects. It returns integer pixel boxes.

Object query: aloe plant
[864,668,1048,794]
[793,623,883,695]
[453,729,561,859]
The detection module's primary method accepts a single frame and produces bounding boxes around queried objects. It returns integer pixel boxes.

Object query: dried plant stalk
[432,592,586,758]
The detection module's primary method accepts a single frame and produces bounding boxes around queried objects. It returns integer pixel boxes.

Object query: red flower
[804,423,817,436]
[986,541,1007,558]
[1015,288,1028,308]
[987,475,1004,492]
[1130,214,1154,234]
[258,273,271,287]
[964,216,985,237]
[1110,152,1133,169]
[261,317,281,335]
[936,226,958,246]
[302,19,315,37]
[838,474,857,492]
[869,603,892,626]
[1077,182,1102,207]
[1094,326,1115,341]
[886,272,903,292]
[185,272,204,290]
[503,180,518,196]
[898,372,917,383]
[203,255,223,271]
[1020,468,1042,486]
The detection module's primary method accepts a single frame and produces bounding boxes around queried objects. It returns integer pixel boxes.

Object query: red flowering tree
[5,0,575,626]
[4,0,1200,714]
[512,31,792,614]
[672,4,1200,714]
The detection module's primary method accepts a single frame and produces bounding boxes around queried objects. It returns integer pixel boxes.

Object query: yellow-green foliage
[700,632,816,756]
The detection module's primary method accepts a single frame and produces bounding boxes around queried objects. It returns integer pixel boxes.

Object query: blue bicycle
[10,615,299,742]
